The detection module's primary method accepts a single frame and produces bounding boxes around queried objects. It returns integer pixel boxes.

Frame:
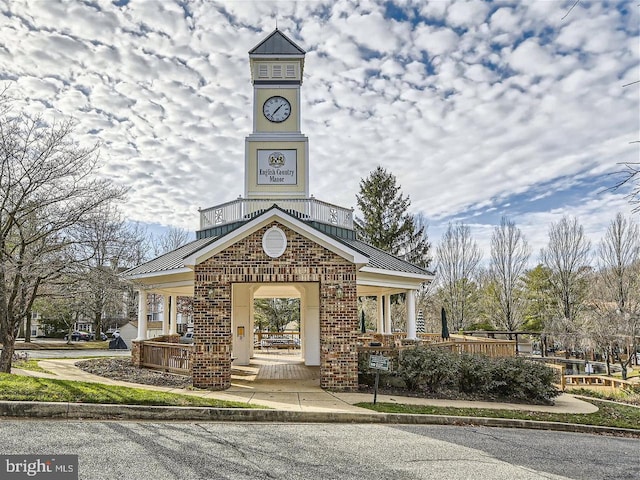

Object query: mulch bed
[75,358,192,389]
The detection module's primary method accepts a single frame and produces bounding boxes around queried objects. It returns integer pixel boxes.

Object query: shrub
[360,345,560,404]
[457,352,491,395]
[398,347,457,392]
[486,356,559,404]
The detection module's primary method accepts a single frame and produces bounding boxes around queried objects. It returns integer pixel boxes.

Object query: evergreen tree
[521,264,556,332]
[354,166,431,267]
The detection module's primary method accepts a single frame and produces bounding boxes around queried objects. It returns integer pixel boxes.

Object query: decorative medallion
[262,226,287,258]
[268,152,285,168]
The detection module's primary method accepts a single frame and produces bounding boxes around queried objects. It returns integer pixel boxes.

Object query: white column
[376,295,383,334]
[135,290,148,341]
[384,295,392,334]
[406,289,417,340]
[162,295,170,335]
[169,295,178,335]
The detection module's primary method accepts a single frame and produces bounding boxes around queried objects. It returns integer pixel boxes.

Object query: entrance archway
[231,282,320,367]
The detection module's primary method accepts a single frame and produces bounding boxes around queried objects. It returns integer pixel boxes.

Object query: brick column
[192,277,232,390]
[319,268,358,391]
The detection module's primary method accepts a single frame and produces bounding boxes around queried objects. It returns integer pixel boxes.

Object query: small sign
[257,149,297,185]
[369,354,390,371]
[1,455,78,479]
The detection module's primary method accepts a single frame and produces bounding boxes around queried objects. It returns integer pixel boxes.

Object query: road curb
[1,401,638,436]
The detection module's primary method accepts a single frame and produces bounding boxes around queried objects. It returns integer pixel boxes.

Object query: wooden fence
[564,375,636,390]
[140,341,194,375]
[430,339,516,357]
[357,333,516,358]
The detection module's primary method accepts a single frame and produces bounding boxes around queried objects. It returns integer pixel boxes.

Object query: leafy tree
[0,97,125,372]
[487,218,530,338]
[254,298,300,332]
[435,222,482,331]
[354,166,431,267]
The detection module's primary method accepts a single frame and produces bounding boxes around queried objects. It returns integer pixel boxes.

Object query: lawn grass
[567,387,640,406]
[11,359,52,374]
[0,373,261,408]
[355,400,640,430]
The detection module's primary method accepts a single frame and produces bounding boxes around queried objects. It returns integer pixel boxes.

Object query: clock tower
[245,29,309,199]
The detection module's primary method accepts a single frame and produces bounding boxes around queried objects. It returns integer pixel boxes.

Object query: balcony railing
[199,197,354,230]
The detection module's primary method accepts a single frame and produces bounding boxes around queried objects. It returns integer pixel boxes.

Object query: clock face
[263,96,291,123]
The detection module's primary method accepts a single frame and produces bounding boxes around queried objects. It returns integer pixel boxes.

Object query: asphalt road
[0,422,637,480]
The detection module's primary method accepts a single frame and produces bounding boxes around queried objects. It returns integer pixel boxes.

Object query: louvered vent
[262,226,287,258]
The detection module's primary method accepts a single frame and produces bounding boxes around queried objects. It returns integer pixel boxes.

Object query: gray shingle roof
[249,29,305,55]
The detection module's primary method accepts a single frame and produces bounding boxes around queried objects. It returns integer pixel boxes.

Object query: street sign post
[368,354,390,404]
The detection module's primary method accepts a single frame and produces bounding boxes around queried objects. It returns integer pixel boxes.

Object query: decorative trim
[262,226,287,258]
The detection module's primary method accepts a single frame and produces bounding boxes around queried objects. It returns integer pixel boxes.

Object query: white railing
[199,198,354,230]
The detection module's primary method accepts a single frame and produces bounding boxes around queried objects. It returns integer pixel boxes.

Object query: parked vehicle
[180,332,194,344]
[64,331,91,341]
[64,331,107,341]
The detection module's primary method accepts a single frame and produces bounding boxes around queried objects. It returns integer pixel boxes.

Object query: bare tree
[0,104,125,372]
[540,216,591,326]
[587,213,640,378]
[74,205,144,340]
[611,161,639,213]
[488,218,531,338]
[435,223,482,331]
[152,226,193,257]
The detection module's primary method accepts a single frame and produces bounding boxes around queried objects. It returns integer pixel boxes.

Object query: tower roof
[249,29,305,56]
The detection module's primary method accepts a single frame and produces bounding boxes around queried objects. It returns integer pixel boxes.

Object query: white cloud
[446,0,490,28]
[0,0,635,259]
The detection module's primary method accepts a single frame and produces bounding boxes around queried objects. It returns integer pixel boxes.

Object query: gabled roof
[182,205,368,267]
[122,205,432,283]
[249,29,305,55]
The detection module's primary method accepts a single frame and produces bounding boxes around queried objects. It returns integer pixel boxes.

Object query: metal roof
[122,237,217,277]
[338,237,434,276]
[249,29,305,55]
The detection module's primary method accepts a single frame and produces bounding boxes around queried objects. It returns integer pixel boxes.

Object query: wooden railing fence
[140,341,194,375]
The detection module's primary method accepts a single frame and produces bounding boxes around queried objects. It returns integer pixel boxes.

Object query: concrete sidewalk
[13,358,598,415]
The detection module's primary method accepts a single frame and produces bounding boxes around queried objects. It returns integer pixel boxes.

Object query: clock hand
[272,105,283,116]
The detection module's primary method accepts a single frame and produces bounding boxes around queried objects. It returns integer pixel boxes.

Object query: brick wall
[193,221,358,391]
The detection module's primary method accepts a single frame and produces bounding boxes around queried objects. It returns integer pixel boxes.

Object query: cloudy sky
[1,0,638,263]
